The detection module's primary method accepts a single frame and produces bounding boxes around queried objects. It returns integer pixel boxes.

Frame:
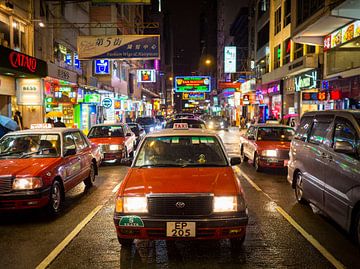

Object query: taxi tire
[84,163,96,187]
[117,237,133,247]
[47,180,63,215]
[230,236,245,250]
[254,154,262,172]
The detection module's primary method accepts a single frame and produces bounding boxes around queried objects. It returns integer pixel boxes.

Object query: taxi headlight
[261,150,277,157]
[110,144,123,151]
[213,196,237,212]
[12,177,43,190]
[149,127,155,132]
[123,197,148,213]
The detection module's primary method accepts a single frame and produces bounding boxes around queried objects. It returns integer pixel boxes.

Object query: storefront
[0,45,47,128]
[44,62,78,127]
[75,90,100,133]
[258,82,282,121]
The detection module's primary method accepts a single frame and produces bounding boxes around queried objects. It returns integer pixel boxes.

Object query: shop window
[284,0,291,27]
[273,44,281,69]
[274,7,281,35]
[306,45,315,54]
[294,43,303,59]
[283,38,291,65]
[0,15,10,47]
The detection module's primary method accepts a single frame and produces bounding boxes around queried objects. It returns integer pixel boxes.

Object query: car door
[301,115,334,209]
[62,132,83,191]
[123,125,136,153]
[242,126,256,159]
[322,116,360,230]
[245,126,257,161]
[72,131,91,181]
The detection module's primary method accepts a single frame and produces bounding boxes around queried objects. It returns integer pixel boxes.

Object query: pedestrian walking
[54,117,66,127]
[13,111,23,130]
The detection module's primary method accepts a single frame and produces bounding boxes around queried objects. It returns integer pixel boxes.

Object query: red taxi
[114,124,248,248]
[88,123,136,164]
[239,124,295,172]
[0,125,101,214]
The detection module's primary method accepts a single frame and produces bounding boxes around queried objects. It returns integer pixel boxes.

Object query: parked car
[88,123,136,164]
[0,125,101,214]
[127,123,146,147]
[136,116,159,133]
[239,124,295,171]
[114,127,247,249]
[165,118,207,129]
[206,116,229,131]
[174,113,196,119]
[287,110,360,244]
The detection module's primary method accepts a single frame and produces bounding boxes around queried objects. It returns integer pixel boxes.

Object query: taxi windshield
[0,134,60,158]
[88,126,124,138]
[134,136,228,167]
[256,127,295,142]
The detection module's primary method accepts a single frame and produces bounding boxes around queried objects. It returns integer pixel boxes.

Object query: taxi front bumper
[0,187,51,210]
[114,213,248,240]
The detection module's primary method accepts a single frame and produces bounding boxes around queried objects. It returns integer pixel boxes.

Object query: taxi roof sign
[31,123,53,129]
[173,123,189,130]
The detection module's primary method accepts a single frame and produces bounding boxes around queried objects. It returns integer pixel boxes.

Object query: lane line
[112,182,121,193]
[36,205,103,269]
[235,167,346,269]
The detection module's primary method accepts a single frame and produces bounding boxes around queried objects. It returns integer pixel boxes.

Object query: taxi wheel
[254,154,262,172]
[47,180,63,215]
[230,236,245,250]
[295,172,306,204]
[84,163,96,187]
[117,237,133,247]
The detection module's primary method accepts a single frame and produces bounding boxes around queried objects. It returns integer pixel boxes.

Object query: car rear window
[88,126,124,138]
[134,136,228,167]
[256,127,295,142]
[136,117,155,125]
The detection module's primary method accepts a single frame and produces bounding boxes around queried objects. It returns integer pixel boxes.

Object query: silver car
[287,110,360,244]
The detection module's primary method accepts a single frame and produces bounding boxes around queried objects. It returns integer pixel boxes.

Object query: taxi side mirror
[230,157,241,166]
[64,148,76,157]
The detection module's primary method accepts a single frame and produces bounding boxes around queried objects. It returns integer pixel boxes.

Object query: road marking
[36,205,103,269]
[235,167,346,269]
[112,182,121,193]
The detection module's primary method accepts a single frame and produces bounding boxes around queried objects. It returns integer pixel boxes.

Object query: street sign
[175,76,211,92]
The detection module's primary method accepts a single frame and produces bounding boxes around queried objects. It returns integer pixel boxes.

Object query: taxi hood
[0,158,60,176]
[121,167,239,196]
[256,140,290,150]
[88,137,125,145]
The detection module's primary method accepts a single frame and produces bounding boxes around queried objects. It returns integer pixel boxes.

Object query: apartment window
[257,22,269,49]
[274,7,281,35]
[284,0,291,26]
[13,20,26,53]
[306,45,316,54]
[297,0,324,26]
[274,44,281,69]
[283,38,291,65]
[294,43,303,59]
[258,0,269,20]
[0,13,10,48]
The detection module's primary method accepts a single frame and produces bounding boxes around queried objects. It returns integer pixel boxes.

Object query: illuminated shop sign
[94,59,110,75]
[175,76,211,92]
[74,53,80,68]
[218,81,241,91]
[302,90,342,101]
[0,45,47,77]
[16,79,43,105]
[260,84,280,95]
[102,97,113,108]
[84,94,101,103]
[182,92,206,100]
[137,69,156,82]
[324,20,360,51]
[224,46,236,73]
[295,70,318,92]
[243,94,250,104]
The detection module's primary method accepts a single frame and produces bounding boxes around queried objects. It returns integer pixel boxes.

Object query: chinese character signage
[16,79,43,105]
[218,81,241,91]
[77,35,160,60]
[94,59,110,75]
[224,46,236,73]
[295,70,318,92]
[182,92,206,100]
[324,20,360,50]
[137,69,156,82]
[302,90,342,101]
[175,76,211,92]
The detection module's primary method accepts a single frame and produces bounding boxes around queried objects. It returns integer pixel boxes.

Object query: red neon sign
[9,51,37,73]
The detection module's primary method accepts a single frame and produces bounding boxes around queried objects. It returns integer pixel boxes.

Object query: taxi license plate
[166,222,195,237]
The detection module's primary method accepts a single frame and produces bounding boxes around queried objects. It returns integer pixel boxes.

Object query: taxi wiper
[183,163,227,167]
[0,151,23,157]
[137,163,184,168]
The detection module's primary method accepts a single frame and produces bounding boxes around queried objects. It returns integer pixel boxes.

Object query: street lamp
[205,59,211,65]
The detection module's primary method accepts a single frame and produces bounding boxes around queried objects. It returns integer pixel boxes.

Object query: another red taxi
[239,124,295,172]
[88,123,136,164]
[0,125,101,214]
[114,125,248,249]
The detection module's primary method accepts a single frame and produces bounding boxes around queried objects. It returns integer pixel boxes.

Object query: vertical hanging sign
[224,46,236,73]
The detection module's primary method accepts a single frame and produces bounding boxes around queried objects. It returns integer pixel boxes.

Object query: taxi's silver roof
[90,123,126,127]
[146,128,217,137]
[3,127,80,136]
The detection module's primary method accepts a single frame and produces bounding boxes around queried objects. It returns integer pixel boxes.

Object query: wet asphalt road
[1,128,360,269]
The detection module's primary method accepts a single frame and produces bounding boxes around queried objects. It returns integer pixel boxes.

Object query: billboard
[224,46,236,73]
[77,35,160,60]
[137,69,156,82]
[175,76,211,93]
[182,92,206,100]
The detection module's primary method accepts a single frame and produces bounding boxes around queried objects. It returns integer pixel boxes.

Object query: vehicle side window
[63,133,76,153]
[308,120,333,145]
[294,116,313,141]
[72,132,88,150]
[246,127,256,138]
[333,117,359,158]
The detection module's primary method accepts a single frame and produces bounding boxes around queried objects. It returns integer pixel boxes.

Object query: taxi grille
[0,176,13,194]
[148,194,213,217]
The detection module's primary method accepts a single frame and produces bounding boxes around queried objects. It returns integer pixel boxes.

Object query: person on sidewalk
[54,117,66,127]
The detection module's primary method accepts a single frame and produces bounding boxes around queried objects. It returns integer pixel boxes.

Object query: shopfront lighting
[39,22,45,28]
